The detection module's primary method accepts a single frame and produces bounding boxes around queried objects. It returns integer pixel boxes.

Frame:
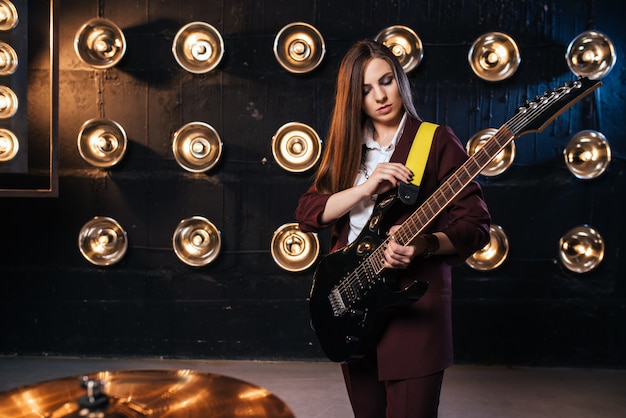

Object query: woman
[294,40,490,417]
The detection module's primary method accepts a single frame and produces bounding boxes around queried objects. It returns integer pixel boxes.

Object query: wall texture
[1,0,624,368]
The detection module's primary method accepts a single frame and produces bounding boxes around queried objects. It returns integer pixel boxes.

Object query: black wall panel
[1,0,624,368]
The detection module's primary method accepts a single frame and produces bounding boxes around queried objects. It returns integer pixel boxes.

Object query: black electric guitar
[309,77,602,363]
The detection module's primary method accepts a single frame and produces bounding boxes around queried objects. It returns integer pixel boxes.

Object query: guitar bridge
[328,286,347,317]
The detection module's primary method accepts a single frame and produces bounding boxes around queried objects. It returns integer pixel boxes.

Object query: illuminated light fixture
[0,127,18,162]
[0,0,18,31]
[172,21,224,74]
[466,128,515,176]
[271,223,320,272]
[375,25,424,73]
[566,30,616,80]
[0,85,17,119]
[78,216,128,266]
[558,225,605,273]
[273,22,325,74]
[563,130,611,180]
[172,216,221,267]
[74,18,127,69]
[172,121,223,173]
[272,122,321,173]
[468,32,520,81]
[0,41,17,75]
[466,224,509,271]
[77,118,127,168]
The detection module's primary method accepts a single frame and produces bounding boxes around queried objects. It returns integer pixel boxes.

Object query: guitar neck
[366,77,601,275]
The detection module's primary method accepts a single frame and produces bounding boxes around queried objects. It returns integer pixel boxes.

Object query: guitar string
[335,81,580,302]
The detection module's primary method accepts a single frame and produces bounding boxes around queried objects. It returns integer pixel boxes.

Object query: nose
[372,86,387,102]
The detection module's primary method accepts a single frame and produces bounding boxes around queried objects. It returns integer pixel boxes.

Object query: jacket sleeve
[428,126,491,264]
[293,185,335,233]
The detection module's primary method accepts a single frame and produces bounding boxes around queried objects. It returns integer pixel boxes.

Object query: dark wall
[1,0,624,367]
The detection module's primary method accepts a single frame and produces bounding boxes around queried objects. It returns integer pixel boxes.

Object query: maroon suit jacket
[295,116,490,379]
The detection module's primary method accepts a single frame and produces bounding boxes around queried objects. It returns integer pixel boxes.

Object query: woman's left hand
[382,225,425,269]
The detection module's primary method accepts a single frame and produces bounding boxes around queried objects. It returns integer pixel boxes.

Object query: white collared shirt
[348,113,407,244]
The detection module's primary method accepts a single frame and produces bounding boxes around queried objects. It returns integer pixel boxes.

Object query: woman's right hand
[319,162,413,224]
[360,162,413,197]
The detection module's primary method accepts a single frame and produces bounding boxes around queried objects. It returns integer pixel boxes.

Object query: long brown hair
[313,40,419,194]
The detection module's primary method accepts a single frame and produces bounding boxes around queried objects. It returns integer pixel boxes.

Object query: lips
[377,104,392,114]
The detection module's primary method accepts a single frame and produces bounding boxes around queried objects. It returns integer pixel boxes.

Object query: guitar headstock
[510,77,602,137]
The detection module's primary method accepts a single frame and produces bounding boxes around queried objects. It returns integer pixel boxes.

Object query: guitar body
[309,194,429,363]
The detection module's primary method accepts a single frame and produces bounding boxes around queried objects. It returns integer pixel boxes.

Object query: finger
[373,164,412,183]
[385,245,409,264]
[388,225,400,235]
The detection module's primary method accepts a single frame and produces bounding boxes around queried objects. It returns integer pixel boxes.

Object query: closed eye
[381,76,394,86]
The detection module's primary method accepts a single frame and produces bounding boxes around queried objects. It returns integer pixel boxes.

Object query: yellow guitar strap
[406,121,438,186]
[398,121,438,204]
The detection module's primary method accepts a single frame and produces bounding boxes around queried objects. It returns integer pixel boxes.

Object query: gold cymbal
[0,369,295,418]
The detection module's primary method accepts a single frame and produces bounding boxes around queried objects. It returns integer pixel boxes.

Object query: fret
[441,182,454,198]
[404,221,418,238]
[404,225,416,241]
[409,214,425,232]
[448,173,463,191]
[462,164,475,180]
[371,249,384,273]
[466,157,482,173]
[473,150,491,167]
[489,131,507,149]
[482,142,502,157]
[422,201,435,219]
[396,230,408,246]
[435,194,448,209]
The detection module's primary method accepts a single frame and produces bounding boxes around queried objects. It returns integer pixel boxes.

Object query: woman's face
[361,57,403,126]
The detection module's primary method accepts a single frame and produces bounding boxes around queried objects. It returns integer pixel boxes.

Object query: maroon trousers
[341,352,444,418]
